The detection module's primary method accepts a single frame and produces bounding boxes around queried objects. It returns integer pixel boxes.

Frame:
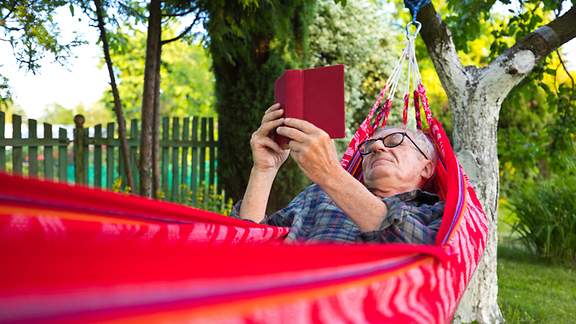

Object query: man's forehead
[372,127,405,138]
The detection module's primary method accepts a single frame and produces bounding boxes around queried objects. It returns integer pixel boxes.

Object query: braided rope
[341,17,435,179]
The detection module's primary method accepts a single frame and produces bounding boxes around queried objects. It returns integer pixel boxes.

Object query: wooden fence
[0,111,219,203]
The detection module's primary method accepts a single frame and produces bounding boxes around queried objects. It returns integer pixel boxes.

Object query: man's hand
[250,103,289,173]
[238,103,289,222]
[276,118,341,186]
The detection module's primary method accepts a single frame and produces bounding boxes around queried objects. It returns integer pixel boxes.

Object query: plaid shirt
[231,184,444,244]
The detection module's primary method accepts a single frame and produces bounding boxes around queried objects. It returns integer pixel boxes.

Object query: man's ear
[420,159,434,180]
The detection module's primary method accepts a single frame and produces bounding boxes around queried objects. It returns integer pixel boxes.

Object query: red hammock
[0,24,488,324]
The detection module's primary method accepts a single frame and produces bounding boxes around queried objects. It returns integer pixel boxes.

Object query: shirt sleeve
[359,197,445,245]
[229,185,315,227]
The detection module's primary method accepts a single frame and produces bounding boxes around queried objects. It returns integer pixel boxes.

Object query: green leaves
[1,0,83,72]
[308,0,400,132]
[509,172,576,264]
[100,28,215,119]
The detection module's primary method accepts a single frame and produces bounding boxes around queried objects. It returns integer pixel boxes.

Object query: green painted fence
[0,111,219,204]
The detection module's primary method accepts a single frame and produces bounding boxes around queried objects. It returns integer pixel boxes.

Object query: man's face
[361,128,432,192]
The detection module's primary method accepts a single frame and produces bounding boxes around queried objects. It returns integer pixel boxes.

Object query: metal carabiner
[405,20,422,39]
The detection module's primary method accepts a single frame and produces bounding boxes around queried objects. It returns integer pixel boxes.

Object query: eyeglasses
[358,132,429,160]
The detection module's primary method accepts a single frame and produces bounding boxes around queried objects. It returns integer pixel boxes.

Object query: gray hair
[406,128,437,166]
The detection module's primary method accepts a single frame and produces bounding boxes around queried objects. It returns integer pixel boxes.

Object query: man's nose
[371,140,390,154]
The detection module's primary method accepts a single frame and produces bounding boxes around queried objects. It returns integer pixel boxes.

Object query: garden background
[1,0,575,323]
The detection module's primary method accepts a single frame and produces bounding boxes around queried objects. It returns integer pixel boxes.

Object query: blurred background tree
[41,102,113,126]
[199,0,318,210]
[100,28,215,119]
[308,0,399,134]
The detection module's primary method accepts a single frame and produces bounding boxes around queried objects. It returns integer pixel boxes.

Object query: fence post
[74,114,86,184]
[28,119,38,177]
[43,123,54,179]
[161,117,169,198]
[200,118,207,208]
[208,117,216,191]
[94,125,103,187]
[191,117,199,204]
[106,122,115,189]
[58,128,68,182]
[12,114,23,175]
[129,119,139,192]
[181,117,190,199]
[171,117,180,201]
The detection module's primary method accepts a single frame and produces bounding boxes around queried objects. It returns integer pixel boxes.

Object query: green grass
[497,200,576,323]
[498,245,576,323]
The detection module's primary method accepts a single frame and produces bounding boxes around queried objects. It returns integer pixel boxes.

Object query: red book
[274,64,346,147]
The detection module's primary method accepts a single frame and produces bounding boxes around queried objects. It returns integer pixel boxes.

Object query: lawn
[497,201,576,323]
[498,245,576,323]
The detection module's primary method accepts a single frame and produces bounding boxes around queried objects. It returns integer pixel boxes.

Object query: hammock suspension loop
[405,20,421,40]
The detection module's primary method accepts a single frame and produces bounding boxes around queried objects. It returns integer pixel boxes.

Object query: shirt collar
[389,189,440,205]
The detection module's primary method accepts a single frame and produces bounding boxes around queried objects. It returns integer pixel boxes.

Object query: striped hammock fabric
[0,117,488,324]
[0,25,488,324]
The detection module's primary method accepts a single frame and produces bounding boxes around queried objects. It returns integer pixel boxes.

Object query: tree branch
[481,6,576,96]
[93,0,135,192]
[160,12,201,45]
[416,4,468,100]
[1,1,17,20]
[162,6,197,18]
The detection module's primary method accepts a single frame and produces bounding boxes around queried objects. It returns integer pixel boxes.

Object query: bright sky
[0,4,575,120]
[0,6,109,119]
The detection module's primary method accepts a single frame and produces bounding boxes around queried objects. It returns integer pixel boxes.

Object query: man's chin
[364,169,393,185]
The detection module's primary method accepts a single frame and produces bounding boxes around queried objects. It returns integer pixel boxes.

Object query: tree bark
[139,0,162,197]
[152,41,161,196]
[93,0,135,192]
[416,4,576,323]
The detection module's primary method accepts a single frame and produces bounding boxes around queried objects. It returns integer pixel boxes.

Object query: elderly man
[231,103,444,244]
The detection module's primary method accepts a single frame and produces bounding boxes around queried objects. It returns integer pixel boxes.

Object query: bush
[508,173,576,264]
[178,183,234,216]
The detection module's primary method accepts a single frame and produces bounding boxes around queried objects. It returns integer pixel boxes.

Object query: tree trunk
[416,4,576,323]
[139,0,161,197]
[93,0,134,192]
[203,1,316,209]
[152,29,162,197]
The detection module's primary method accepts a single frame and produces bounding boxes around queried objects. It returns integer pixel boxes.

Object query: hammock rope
[404,0,432,22]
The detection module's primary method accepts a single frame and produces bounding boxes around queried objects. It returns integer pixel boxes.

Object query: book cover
[274,64,345,148]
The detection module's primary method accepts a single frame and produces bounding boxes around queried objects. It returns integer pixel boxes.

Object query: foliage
[0,0,84,72]
[113,178,233,215]
[183,183,234,216]
[443,0,570,53]
[41,102,114,126]
[498,245,576,323]
[159,183,234,215]
[0,73,12,108]
[486,2,575,189]
[0,101,25,122]
[112,177,132,194]
[307,0,400,134]
[1,0,85,107]
[507,170,576,264]
[389,0,575,196]
[200,0,317,209]
[100,28,215,119]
